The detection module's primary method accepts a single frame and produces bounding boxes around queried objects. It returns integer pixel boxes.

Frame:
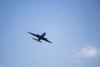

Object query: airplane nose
[44,32,46,34]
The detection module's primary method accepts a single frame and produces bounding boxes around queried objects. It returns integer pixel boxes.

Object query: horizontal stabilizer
[32,38,42,43]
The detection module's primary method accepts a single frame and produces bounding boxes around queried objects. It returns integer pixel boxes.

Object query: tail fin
[32,38,42,43]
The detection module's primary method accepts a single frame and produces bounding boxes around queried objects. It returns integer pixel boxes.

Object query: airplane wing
[42,37,52,44]
[27,32,40,38]
[28,32,37,36]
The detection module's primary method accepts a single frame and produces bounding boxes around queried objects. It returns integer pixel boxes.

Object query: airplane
[28,32,52,44]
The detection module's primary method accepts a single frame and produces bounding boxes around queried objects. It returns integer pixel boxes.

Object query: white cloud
[74,46,100,58]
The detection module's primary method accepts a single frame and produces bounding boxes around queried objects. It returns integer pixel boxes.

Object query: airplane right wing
[27,32,41,39]
[27,32,37,36]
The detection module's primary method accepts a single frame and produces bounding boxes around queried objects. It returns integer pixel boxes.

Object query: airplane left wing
[42,38,52,44]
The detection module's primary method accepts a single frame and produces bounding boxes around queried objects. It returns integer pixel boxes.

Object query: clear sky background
[0,0,100,67]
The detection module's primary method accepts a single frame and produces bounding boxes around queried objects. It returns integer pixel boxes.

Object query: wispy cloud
[73,46,100,58]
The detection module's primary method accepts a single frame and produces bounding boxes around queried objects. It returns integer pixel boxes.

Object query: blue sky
[0,0,100,67]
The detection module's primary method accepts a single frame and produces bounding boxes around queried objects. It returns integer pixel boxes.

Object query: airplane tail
[32,38,42,43]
